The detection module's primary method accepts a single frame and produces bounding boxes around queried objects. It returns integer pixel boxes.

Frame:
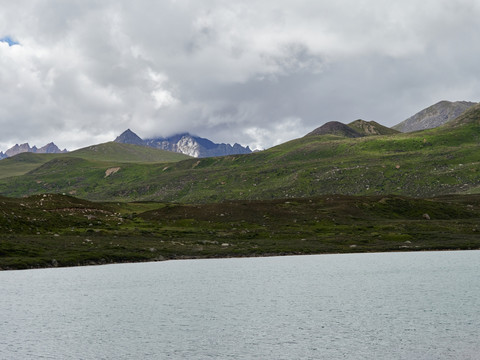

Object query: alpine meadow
[1,101,480,269]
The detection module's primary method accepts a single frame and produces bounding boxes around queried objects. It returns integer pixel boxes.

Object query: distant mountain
[5,143,34,157]
[114,129,144,146]
[37,142,68,154]
[114,129,252,158]
[348,120,399,136]
[305,121,363,138]
[2,142,67,158]
[393,100,477,132]
[0,151,6,160]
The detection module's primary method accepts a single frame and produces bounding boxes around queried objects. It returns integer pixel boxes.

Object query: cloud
[1,0,480,151]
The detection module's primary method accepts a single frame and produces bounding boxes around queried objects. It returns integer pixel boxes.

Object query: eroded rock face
[393,101,477,133]
[105,167,121,177]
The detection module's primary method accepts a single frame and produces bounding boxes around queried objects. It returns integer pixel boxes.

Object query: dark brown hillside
[305,121,363,138]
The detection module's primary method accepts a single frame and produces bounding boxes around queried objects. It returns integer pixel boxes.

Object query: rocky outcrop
[393,100,477,132]
[115,129,252,158]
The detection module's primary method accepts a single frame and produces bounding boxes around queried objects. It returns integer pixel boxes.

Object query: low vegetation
[1,193,480,270]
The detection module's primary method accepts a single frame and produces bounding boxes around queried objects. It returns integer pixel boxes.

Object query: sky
[1,0,480,152]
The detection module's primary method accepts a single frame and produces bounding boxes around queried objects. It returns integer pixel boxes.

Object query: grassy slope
[0,142,190,181]
[348,120,400,136]
[1,193,480,270]
[0,152,61,179]
[69,142,191,163]
[0,112,479,202]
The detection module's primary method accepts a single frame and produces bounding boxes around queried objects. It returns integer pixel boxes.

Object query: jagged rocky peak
[305,121,363,138]
[2,142,67,159]
[393,100,478,133]
[115,129,145,146]
[0,151,6,160]
[114,129,252,158]
[5,143,33,157]
[37,142,67,154]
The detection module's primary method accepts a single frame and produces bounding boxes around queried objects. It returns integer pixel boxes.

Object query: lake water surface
[1,251,480,359]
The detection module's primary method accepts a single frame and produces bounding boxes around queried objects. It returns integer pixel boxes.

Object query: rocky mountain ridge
[393,100,477,132]
[305,120,399,138]
[0,142,67,159]
[115,129,252,158]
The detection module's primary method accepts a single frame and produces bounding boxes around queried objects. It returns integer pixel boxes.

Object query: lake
[1,251,479,359]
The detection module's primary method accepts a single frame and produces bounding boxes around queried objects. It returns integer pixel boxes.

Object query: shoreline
[3,247,480,272]
[2,193,480,271]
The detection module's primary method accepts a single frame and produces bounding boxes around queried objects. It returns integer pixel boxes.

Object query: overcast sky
[1,0,479,151]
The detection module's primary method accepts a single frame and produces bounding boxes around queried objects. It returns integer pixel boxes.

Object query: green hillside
[0,152,61,179]
[0,110,479,202]
[0,142,191,180]
[69,141,191,163]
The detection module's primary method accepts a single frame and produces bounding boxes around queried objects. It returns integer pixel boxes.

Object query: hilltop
[305,120,399,139]
[305,121,363,138]
[393,100,477,132]
[348,120,399,136]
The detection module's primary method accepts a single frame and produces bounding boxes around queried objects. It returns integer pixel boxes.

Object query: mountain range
[114,129,252,158]
[0,142,67,160]
[0,100,479,202]
[1,99,475,161]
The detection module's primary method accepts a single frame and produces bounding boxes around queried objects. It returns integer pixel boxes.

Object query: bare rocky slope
[393,100,477,132]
